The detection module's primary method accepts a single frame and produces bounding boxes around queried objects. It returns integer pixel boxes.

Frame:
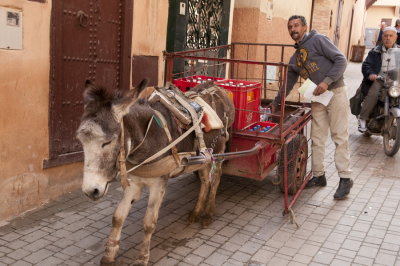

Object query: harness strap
[118,119,130,189]
[126,112,204,174]
[173,93,207,151]
[149,90,192,125]
[153,109,180,165]
[119,115,156,189]
[129,116,155,154]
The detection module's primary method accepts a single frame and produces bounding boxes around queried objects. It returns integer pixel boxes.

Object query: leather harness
[117,84,222,189]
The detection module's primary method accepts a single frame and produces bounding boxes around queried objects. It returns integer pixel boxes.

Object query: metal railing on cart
[164,43,312,223]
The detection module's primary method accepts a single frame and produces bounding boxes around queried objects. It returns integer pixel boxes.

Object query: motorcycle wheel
[383,116,400,156]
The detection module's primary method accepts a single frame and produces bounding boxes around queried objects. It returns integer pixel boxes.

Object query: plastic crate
[173,75,224,92]
[215,80,261,129]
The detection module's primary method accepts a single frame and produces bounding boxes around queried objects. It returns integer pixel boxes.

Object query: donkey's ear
[124,78,153,100]
[111,79,155,122]
[136,78,149,92]
[83,80,103,107]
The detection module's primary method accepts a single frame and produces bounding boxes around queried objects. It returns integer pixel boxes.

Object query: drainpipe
[346,7,355,59]
[310,0,315,30]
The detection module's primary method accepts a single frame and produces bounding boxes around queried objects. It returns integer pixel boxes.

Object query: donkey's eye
[101,141,112,148]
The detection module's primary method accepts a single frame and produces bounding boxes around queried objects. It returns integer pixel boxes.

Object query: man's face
[382,30,397,49]
[288,18,307,42]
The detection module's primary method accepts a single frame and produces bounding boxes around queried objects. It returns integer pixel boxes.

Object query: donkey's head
[76,79,152,200]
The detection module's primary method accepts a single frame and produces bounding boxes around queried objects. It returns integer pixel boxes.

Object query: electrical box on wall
[179,2,186,15]
[0,7,23,50]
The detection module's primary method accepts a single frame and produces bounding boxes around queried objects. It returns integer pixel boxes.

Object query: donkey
[76,79,235,265]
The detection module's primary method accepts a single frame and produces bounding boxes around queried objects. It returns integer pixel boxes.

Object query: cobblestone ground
[1,62,400,266]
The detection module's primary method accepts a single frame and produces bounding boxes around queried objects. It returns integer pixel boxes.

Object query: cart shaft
[182,140,268,166]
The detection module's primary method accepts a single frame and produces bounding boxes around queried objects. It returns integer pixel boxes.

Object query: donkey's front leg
[101,180,143,264]
[134,176,168,266]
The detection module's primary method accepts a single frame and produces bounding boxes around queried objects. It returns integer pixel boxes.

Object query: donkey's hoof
[187,211,200,224]
[201,215,213,227]
[100,256,115,265]
[132,258,148,266]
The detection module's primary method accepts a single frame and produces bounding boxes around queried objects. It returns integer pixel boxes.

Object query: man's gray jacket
[273,30,347,106]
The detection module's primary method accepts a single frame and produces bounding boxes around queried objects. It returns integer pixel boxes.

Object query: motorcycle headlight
[389,85,400,98]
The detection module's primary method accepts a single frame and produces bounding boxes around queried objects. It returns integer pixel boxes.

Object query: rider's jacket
[361,43,400,94]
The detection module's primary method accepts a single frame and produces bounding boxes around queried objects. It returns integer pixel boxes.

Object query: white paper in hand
[298,79,333,106]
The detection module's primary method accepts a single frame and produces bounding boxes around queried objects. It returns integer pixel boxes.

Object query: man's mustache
[291,32,299,36]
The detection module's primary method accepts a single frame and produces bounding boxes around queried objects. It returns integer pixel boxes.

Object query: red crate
[215,80,261,130]
[173,75,224,92]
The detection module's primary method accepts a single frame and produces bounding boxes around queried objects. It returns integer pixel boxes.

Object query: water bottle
[250,125,261,132]
[262,126,271,133]
[259,106,271,122]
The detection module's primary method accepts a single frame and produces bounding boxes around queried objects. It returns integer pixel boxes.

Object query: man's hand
[313,82,329,96]
[368,74,378,81]
[269,103,277,113]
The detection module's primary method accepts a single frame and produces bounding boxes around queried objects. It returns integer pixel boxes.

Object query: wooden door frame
[334,0,344,46]
[44,0,133,169]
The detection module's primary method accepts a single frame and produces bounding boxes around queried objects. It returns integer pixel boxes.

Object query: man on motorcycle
[358,26,400,132]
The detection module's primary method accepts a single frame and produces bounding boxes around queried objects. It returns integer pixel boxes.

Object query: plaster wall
[312,0,336,39]
[336,0,357,57]
[272,1,313,21]
[0,0,82,223]
[131,0,168,86]
[233,0,312,45]
[365,6,398,27]
[373,0,400,6]
[312,0,367,59]
[350,0,367,46]
[231,0,312,101]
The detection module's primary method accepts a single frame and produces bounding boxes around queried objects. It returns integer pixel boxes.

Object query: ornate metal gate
[166,0,230,76]
[186,0,223,49]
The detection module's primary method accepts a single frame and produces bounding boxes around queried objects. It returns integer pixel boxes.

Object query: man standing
[376,22,386,46]
[358,26,400,131]
[271,15,353,200]
[395,19,400,45]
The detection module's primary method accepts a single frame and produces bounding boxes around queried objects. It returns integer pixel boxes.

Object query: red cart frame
[164,43,312,218]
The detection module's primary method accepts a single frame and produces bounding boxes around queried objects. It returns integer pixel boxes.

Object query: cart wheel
[278,134,308,195]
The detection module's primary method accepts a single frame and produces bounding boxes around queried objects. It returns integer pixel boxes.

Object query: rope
[118,119,130,189]
[289,208,299,228]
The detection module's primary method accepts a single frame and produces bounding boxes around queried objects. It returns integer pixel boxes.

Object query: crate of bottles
[173,75,224,92]
[245,121,277,134]
[215,80,261,130]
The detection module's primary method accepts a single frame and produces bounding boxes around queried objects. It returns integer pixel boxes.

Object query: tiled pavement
[1,61,400,266]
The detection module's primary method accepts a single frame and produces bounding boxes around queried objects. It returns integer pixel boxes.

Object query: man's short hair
[288,15,307,26]
[396,19,400,27]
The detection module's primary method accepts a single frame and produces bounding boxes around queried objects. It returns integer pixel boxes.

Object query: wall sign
[0,7,23,50]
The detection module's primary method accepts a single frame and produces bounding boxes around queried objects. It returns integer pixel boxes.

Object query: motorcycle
[360,48,400,156]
